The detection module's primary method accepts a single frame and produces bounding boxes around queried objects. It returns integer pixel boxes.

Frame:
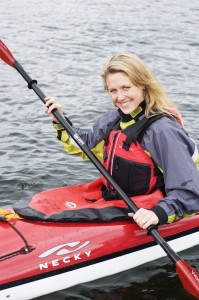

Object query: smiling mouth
[120,100,132,108]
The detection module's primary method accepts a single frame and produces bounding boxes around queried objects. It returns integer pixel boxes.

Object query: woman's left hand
[44,96,63,123]
[128,208,159,229]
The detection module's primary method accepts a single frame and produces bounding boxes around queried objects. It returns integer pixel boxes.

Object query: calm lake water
[1,0,199,299]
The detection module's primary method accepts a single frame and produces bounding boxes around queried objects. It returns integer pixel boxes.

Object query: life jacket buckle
[122,141,130,151]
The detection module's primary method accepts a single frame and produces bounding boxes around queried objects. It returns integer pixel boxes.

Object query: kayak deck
[0,214,198,298]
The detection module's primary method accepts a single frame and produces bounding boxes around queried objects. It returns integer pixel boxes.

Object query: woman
[45,52,199,229]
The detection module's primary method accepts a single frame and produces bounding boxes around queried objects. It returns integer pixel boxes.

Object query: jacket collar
[118,101,146,130]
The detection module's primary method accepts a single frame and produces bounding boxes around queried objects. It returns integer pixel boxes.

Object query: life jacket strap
[122,115,166,150]
[104,116,121,146]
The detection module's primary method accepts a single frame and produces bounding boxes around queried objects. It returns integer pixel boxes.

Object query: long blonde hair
[101,52,179,118]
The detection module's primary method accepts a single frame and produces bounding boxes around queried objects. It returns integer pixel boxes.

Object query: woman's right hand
[44,96,63,123]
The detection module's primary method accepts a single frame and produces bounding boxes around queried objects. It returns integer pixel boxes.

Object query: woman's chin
[120,107,135,115]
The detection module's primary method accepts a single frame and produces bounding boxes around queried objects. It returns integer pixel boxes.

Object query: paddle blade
[0,40,15,67]
[176,259,199,299]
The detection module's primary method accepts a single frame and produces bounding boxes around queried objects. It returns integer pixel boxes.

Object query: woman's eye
[109,89,117,94]
[123,86,130,90]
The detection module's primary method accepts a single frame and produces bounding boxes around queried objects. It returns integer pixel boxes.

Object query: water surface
[1,0,199,299]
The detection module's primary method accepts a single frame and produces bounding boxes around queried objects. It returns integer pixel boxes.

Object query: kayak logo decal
[38,241,90,258]
[38,241,92,270]
[65,201,77,209]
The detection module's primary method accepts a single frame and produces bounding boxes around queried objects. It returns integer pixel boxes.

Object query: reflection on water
[1,0,199,299]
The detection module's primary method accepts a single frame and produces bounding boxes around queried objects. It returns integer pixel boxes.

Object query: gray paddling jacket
[53,109,199,224]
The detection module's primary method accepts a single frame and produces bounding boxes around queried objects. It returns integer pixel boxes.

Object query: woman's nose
[117,90,125,100]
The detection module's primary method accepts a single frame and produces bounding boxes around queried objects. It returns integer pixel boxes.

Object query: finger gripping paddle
[0,39,199,299]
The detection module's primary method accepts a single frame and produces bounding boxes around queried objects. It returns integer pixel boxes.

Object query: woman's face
[106,72,145,114]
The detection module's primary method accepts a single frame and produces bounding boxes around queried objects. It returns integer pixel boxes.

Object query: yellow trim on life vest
[130,106,143,118]
[120,119,135,130]
[119,105,144,130]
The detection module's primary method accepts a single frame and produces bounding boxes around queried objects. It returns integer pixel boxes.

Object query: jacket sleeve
[53,110,119,161]
[142,117,199,224]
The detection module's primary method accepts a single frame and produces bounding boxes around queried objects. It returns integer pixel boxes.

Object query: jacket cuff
[53,115,73,130]
[151,205,168,225]
[53,122,64,130]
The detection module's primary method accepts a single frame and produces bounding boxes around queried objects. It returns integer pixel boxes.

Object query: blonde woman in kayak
[45,52,199,229]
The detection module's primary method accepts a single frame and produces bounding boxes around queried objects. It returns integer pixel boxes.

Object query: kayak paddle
[0,39,199,299]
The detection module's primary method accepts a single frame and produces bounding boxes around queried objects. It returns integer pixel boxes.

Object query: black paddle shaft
[13,60,180,264]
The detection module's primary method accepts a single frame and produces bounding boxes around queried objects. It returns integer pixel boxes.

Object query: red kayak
[0,183,199,300]
[0,39,198,300]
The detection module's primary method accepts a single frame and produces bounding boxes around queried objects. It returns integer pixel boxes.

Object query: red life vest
[102,115,166,197]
